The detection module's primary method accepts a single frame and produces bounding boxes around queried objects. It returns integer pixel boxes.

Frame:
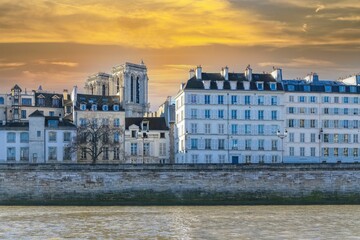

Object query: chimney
[271,67,283,82]
[195,65,202,80]
[63,89,68,101]
[2,120,6,126]
[304,72,319,83]
[245,65,252,81]
[221,66,229,80]
[189,69,195,79]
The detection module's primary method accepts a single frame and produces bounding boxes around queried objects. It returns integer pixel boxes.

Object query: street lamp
[319,128,323,163]
[277,129,288,163]
[138,131,148,164]
[184,130,188,163]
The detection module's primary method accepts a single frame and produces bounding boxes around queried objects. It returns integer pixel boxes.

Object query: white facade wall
[0,130,29,162]
[175,89,284,164]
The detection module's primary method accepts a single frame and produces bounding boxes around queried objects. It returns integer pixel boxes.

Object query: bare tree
[70,118,124,164]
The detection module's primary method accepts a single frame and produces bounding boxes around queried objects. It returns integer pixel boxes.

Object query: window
[323,96,330,103]
[191,123,197,134]
[325,86,332,93]
[21,110,27,119]
[354,109,358,115]
[191,155,198,164]
[160,132,165,138]
[231,95,237,104]
[258,110,264,120]
[288,119,295,128]
[289,147,294,156]
[218,110,224,119]
[334,134,339,143]
[343,97,349,104]
[63,147,71,160]
[0,97,4,104]
[289,133,294,142]
[232,139,238,150]
[113,105,120,111]
[49,111,55,117]
[310,120,316,128]
[114,147,120,160]
[300,133,305,143]
[343,148,349,157]
[245,110,251,120]
[311,147,316,157]
[218,124,224,134]
[205,155,212,163]
[339,86,345,92]
[344,134,349,143]
[334,148,339,157]
[271,140,278,150]
[52,98,60,107]
[258,139,264,150]
[80,104,86,110]
[310,108,316,114]
[81,148,87,159]
[310,96,316,103]
[102,118,109,126]
[20,147,29,161]
[258,96,264,105]
[299,96,306,102]
[219,155,226,163]
[271,155,278,163]
[114,132,120,143]
[244,95,251,105]
[91,104,97,111]
[245,155,252,163]
[215,138,224,150]
[257,82,264,90]
[48,147,57,160]
[49,132,57,142]
[288,107,295,114]
[7,132,15,143]
[304,86,310,92]
[143,143,150,156]
[131,143,137,155]
[231,124,238,134]
[334,108,339,115]
[204,95,210,104]
[102,147,109,160]
[288,85,295,91]
[270,83,277,91]
[299,108,305,114]
[218,95,224,104]
[354,134,359,143]
[205,109,211,119]
[191,109,197,119]
[271,111,277,120]
[114,118,120,127]
[102,105,108,111]
[344,108,349,115]
[7,147,16,161]
[258,125,264,135]
[300,147,305,157]
[205,139,211,149]
[245,124,251,134]
[231,110,237,119]
[190,94,197,103]
[48,120,59,128]
[323,148,329,157]
[300,119,305,128]
[343,120,349,128]
[20,132,29,143]
[205,124,211,134]
[354,148,358,157]
[37,131,41,137]
[37,98,45,106]
[311,133,316,143]
[271,96,277,105]
[289,96,294,102]
[191,139,198,149]
[323,134,329,143]
[354,97,359,104]
[323,108,329,114]
[245,139,251,150]
[334,97,339,103]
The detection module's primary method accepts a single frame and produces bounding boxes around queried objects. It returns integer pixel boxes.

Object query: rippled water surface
[0,206,360,239]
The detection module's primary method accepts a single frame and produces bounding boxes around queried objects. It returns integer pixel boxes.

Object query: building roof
[125,117,169,131]
[45,117,76,128]
[184,73,283,91]
[75,94,124,111]
[11,84,22,91]
[29,110,44,117]
[0,121,29,130]
[283,80,360,94]
[35,92,63,108]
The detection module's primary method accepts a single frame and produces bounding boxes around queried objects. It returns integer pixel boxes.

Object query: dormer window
[142,121,149,132]
[52,97,60,107]
[37,95,45,106]
[91,104,97,111]
[325,86,332,93]
[339,86,345,92]
[304,85,310,92]
[102,105,108,111]
[113,105,119,111]
[80,104,86,111]
[257,82,264,90]
[350,86,357,93]
[287,85,295,91]
[270,83,277,91]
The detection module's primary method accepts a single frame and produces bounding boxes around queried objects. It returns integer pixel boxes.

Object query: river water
[0,206,359,239]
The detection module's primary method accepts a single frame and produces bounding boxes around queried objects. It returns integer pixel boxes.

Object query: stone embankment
[1,163,360,205]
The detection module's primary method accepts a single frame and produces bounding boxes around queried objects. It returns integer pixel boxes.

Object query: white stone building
[175,66,284,164]
[125,117,169,164]
[0,110,76,162]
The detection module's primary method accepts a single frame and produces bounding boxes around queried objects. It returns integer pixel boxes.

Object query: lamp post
[184,131,188,164]
[277,129,288,163]
[138,131,148,164]
[319,128,323,163]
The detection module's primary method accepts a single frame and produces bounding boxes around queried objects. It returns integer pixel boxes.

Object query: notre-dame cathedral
[84,62,149,117]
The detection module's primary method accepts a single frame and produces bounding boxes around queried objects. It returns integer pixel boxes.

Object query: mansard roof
[45,116,76,128]
[0,121,29,130]
[283,80,360,94]
[125,117,169,131]
[185,73,283,91]
[35,92,63,108]
[11,84,22,91]
[29,110,44,117]
[75,94,124,111]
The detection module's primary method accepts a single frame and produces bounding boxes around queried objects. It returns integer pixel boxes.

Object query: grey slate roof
[35,92,63,108]
[76,94,124,111]
[0,121,29,130]
[29,110,44,117]
[125,117,169,131]
[283,80,360,94]
[45,116,76,128]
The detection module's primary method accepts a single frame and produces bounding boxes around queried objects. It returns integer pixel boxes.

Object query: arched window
[136,76,140,104]
[0,97,4,104]
[130,76,134,102]
[102,85,106,96]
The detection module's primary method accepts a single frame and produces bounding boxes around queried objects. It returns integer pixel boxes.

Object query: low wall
[1,163,360,205]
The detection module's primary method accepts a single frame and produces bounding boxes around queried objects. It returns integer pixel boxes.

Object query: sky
[0,0,359,110]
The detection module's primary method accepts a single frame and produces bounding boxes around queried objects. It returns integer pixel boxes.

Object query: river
[0,206,359,239]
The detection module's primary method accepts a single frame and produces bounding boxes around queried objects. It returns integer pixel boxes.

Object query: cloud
[315,4,325,13]
[302,24,308,32]
[0,62,25,68]
[259,57,336,68]
[334,16,360,21]
[37,60,78,67]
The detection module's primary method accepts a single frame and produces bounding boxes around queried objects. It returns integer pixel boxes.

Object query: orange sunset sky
[0,0,359,109]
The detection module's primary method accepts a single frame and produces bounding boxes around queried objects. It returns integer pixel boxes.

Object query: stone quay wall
[1,163,360,205]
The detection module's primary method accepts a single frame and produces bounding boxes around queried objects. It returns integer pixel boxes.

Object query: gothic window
[102,85,106,96]
[136,76,140,104]
[130,76,134,102]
